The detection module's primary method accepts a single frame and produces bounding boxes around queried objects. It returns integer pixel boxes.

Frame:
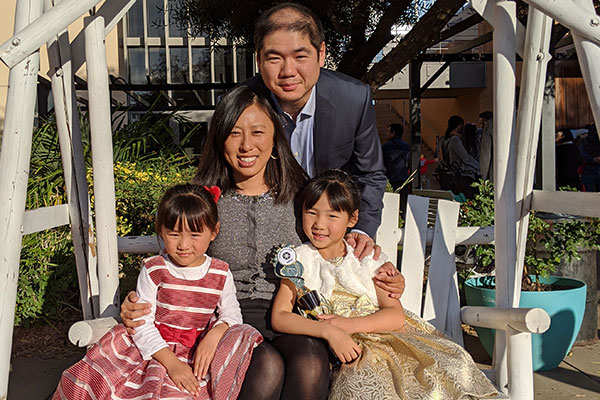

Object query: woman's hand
[322,324,361,364]
[120,291,151,334]
[374,263,405,299]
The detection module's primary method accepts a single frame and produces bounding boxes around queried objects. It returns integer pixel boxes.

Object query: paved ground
[6,296,600,399]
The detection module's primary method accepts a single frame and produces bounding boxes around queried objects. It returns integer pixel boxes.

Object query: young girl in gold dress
[271,170,497,399]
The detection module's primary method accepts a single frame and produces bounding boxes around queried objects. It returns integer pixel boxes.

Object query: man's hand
[374,262,405,299]
[120,291,151,334]
[345,232,381,261]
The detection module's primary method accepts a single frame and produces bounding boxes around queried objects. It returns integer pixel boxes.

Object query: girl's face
[302,193,358,259]
[223,103,275,188]
[161,218,219,268]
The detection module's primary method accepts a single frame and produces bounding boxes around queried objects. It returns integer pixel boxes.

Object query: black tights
[237,334,330,400]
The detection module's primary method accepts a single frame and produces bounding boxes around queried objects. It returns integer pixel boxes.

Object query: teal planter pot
[464,276,586,371]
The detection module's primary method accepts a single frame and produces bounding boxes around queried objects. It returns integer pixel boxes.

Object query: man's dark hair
[479,111,493,120]
[388,123,404,138]
[254,3,325,55]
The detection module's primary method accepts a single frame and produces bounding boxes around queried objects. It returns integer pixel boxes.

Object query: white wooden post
[376,192,402,266]
[399,195,429,315]
[492,1,518,394]
[506,327,534,399]
[85,15,120,318]
[514,7,552,306]
[45,0,99,320]
[0,0,43,395]
[571,0,600,130]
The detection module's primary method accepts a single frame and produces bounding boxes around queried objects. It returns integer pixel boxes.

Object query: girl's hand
[374,263,405,299]
[323,325,361,364]
[166,359,200,396]
[193,335,220,379]
[120,291,151,334]
[318,314,354,334]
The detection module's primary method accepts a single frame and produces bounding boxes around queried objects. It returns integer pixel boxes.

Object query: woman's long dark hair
[463,123,478,156]
[444,115,464,138]
[193,85,308,203]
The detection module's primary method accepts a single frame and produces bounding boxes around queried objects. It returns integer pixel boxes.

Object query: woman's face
[223,103,275,186]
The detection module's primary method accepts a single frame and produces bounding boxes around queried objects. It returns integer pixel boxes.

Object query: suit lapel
[313,73,337,173]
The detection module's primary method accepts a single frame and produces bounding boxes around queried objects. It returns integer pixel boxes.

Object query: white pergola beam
[522,0,600,46]
[70,0,138,73]
[514,7,553,306]
[531,190,600,217]
[46,0,98,320]
[571,0,600,130]
[0,0,103,69]
[471,0,527,57]
[490,1,518,394]
[85,15,120,318]
[0,0,44,395]
[22,205,70,235]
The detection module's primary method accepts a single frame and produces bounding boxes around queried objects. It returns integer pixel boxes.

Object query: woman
[120,86,404,400]
[441,115,480,198]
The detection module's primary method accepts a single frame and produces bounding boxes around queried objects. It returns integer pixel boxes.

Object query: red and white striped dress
[53,255,262,400]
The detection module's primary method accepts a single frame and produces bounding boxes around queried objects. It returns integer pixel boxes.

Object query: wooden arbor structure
[0,0,600,398]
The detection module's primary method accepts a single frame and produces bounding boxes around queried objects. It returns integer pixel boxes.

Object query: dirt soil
[12,320,85,359]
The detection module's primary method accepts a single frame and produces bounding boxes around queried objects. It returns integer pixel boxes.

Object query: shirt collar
[270,87,316,122]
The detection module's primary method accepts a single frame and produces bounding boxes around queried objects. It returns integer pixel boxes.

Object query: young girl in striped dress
[54,184,262,400]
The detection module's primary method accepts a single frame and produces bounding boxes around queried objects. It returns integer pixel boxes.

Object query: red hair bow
[203,185,221,204]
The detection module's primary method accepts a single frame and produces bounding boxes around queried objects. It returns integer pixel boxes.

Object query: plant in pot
[459,180,599,371]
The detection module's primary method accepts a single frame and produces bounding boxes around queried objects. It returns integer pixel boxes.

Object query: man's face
[257,29,325,113]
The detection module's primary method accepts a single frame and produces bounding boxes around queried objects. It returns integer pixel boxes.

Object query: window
[124,0,256,107]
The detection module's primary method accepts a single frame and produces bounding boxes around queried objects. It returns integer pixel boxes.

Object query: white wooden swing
[1,0,600,398]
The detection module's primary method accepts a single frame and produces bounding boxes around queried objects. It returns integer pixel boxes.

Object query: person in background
[382,122,411,217]
[580,124,600,191]
[478,111,493,181]
[463,122,480,162]
[555,128,581,190]
[441,115,480,198]
[382,123,410,191]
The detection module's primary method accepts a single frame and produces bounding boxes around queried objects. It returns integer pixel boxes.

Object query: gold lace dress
[327,286,498,400]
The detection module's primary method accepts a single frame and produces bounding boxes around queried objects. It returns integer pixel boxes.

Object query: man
[479,111,493,181]
[382,123,410,191]
[243,3,387,256]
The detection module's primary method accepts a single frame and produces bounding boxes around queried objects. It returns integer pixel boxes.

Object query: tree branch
[337,0,412,77]
[363,0,466,90]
